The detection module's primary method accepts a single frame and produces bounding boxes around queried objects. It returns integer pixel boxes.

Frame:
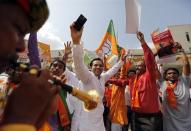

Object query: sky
[36,0,191,51]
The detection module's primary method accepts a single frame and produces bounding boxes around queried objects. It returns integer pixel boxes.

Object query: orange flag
[96,20,118,56]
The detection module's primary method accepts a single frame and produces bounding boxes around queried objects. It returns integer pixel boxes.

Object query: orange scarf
[131,75,143,108]
[109,84,127,125]
[166,81,177,108]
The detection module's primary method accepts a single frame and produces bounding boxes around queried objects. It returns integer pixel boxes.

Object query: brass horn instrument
[72,88,99,111]
[48,79,99,111]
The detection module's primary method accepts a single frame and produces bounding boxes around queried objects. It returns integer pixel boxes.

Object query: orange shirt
[130,43,160,113]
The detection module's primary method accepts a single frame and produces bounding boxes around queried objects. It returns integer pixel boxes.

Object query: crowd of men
[0,0,190,131]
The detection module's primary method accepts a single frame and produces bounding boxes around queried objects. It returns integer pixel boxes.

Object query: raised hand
[63,41,72,63]
[52,73,67,85]
[70,23,83,44]
[64,41,72,55]
[137,31,145,43]
[121,54,128,62]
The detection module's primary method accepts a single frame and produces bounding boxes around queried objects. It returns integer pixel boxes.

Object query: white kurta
[64,68,80,114]
[71,44,123,131]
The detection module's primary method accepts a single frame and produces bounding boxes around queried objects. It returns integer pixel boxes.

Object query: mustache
[136,67,140,70]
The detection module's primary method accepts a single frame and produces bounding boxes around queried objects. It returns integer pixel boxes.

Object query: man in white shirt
[69,23,126,131]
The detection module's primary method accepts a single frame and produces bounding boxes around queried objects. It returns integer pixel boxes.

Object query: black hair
[49,59,66,70]
[127,69,136,75]
[164,67,179,80]
[89,58,103,67]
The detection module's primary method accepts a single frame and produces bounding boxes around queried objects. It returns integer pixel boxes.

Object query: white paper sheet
[125,0,141,34]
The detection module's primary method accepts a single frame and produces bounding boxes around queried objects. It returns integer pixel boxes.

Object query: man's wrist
[72,39,80,44]
[140,39,146,44]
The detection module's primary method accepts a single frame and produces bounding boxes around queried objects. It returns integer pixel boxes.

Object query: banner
[38,42,51,67]
[152,29,173,47]
[151,29,180,59]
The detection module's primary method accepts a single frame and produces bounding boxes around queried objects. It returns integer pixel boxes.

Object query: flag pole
[117,30,119,44]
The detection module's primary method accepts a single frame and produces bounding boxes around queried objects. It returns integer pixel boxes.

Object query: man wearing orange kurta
[130,32,163,131]
[108,60,131,131]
